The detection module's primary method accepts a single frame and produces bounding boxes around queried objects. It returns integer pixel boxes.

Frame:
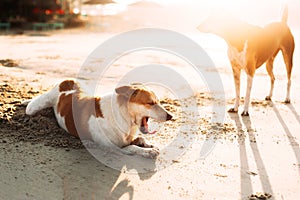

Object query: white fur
[228,41,248,69]
[54,112,68,133]
[25,85,59,115]
[90,93,132,147]
[244,75,253,114]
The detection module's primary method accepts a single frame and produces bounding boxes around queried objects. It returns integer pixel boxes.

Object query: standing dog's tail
[281,5,288,23]
[26,85,59,115]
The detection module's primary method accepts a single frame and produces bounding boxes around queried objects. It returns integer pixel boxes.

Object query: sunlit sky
[115,0,289,5]
[82,0,299,30]
[110,0,293,16]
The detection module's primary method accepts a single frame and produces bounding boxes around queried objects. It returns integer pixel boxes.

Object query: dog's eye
[148,102,155,106]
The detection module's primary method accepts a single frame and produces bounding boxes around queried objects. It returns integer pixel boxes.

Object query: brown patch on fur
[57,82,103,139]
[115,85,158,107]
[115,85,135,97]
[94,97,103,118]
[59,80,76,92]
[129,89,158,106]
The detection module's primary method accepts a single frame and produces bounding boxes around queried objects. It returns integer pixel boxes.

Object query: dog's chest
[227,41,248,68]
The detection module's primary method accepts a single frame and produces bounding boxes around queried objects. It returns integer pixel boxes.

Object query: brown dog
[198,7,295,116]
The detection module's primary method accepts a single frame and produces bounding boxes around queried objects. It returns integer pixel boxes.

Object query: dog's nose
[166,113,173,121]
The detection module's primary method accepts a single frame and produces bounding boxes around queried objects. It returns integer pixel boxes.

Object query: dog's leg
[122,137,159,158]
[122,145,159,159]
[241,74,254,116]
[265,57,276,101]
[282,49,293,104]
[228,63,241,113]
[131,137,154,148]
[26,85,59,115]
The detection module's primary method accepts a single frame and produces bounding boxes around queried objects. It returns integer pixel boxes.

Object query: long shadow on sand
[274,104,300,172]
[229,113,274,199]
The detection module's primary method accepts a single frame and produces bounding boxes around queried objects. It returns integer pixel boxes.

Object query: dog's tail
[281,5,288,23]
[26,85,60,115]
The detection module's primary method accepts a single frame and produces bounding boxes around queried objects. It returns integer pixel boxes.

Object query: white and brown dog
[26,79,172,158]
[198,7,295,116]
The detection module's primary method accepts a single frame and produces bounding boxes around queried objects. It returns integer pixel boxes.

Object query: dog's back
[26,79,103,140]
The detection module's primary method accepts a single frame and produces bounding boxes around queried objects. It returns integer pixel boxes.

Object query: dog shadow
[275,103,300,171]
[1,104,157,199]
[228,113,274,199]
[55,148,157,199]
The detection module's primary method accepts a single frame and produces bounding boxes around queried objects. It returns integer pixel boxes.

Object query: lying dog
[198,7,295,116]
[26,79,172,158]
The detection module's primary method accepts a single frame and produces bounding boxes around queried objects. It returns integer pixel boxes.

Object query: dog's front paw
[265,96,272,101]
[228,108,238,113]
[144,148,159,159]
[283,99,291,104]
[241,111,249,116]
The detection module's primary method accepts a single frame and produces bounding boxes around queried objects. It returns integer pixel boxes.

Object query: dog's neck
[211,19,261,52]
[94,93,135,147]
[113,93,140,145]
[116,95,132,122]
[109,93,134,133]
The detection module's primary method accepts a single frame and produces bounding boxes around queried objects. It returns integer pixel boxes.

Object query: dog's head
[197,15,219,33]
[115,84,172,134]
[197,10,251,40]
[197,12,238,35]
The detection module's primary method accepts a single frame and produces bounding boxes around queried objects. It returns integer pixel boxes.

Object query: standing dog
[198,7,295,116]
[26,79,172,158]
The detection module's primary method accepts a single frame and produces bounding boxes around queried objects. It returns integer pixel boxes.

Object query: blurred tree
[0,0,70,22]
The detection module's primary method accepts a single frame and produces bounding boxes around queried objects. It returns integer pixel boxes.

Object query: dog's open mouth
[140,117,157,134]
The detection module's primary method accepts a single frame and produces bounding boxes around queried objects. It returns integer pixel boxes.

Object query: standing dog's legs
[282,49,293,103]
[228,63,241,113]
[265,56,276,101]
[242,74,254,116]
[241,62,256,116]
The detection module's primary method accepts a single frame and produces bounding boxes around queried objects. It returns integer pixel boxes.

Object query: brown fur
[198,10,295,115]
[57,80,103,139]
[115,85,159,107]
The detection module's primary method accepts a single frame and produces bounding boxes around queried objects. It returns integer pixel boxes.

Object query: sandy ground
[1,2,300,200]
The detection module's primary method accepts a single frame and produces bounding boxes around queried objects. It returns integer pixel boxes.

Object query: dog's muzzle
[140,117,154,134]
[140,113,172,134]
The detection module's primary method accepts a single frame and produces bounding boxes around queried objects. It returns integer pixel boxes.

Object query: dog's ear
[115,85,137,98]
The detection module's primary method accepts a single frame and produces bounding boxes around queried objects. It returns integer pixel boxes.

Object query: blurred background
[0,0,299,32]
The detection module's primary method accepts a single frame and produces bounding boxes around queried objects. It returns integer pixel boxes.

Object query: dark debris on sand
[0,59,19,67]
[248,192,272,200]
[0,83,84,149]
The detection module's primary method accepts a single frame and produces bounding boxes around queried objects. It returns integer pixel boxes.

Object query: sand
[1,2,300,200]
